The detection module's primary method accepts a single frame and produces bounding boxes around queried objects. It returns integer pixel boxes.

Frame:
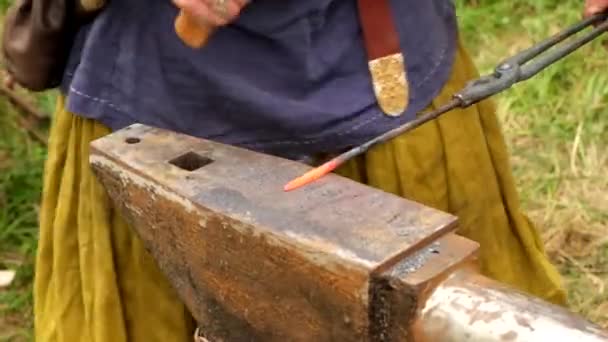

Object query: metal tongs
[455,11,608,106]
[284,12,608,191]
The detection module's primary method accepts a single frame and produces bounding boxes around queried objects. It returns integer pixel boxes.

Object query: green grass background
[1,0,608,340]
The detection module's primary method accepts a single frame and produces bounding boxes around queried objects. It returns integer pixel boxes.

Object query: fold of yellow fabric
[34,96,194,341]
[34,40,565,341]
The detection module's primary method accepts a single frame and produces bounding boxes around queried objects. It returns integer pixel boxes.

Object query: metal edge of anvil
[88,124,460,275]
[369,233,481,340]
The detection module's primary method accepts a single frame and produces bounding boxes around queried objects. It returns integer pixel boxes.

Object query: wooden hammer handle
[174,10,216,48]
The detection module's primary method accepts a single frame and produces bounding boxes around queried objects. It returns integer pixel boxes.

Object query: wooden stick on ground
[0,85,49,120]
[0,85,49,145]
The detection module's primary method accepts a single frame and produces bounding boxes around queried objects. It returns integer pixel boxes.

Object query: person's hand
[584,0,608,18]
[173,0,250,27]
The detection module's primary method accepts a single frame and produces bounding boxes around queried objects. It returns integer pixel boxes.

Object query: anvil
[89,124,608,341]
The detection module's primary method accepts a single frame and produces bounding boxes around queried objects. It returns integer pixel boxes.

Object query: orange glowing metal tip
[283,160,340,192]
[283,100,463,192]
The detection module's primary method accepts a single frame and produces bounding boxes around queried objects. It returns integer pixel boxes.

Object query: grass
[0,90,53,341]
[457,0,608,325]
[0,0,607,339]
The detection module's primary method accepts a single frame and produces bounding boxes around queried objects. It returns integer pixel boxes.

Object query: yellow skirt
[34,41,566,341]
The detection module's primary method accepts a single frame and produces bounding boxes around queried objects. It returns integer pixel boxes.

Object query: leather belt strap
[357,0,408,116]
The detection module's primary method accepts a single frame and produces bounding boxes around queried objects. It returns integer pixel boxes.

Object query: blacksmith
[12,0,606,340]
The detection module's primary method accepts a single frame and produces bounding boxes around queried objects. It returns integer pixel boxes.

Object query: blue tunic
[61,0,458,159]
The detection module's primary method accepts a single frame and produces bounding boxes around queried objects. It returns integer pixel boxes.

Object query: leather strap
[357,0,409,116]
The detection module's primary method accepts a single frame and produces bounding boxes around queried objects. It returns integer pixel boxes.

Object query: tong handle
[502,11,608,67]
[456,12,608,106]
[518,19,608,81]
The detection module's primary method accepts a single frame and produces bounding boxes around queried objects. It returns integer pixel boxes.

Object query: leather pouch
[2,0,103,91]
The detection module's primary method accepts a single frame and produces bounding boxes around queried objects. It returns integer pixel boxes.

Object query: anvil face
[89,124,460,340]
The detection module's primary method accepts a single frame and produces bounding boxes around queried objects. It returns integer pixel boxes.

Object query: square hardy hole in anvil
[169,151,214,171]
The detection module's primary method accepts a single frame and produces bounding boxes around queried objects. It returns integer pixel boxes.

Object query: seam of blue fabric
[69,85,126,113]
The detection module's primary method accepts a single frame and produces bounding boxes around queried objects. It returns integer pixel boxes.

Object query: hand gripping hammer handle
[174,10,216,48]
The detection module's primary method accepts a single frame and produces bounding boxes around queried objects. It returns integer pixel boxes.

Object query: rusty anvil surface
[89,123,464,340]
[89,124,608,341]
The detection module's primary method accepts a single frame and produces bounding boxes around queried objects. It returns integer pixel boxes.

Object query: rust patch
[500,331,518,341]
[468,308,503,325]
[515,314,535,332]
